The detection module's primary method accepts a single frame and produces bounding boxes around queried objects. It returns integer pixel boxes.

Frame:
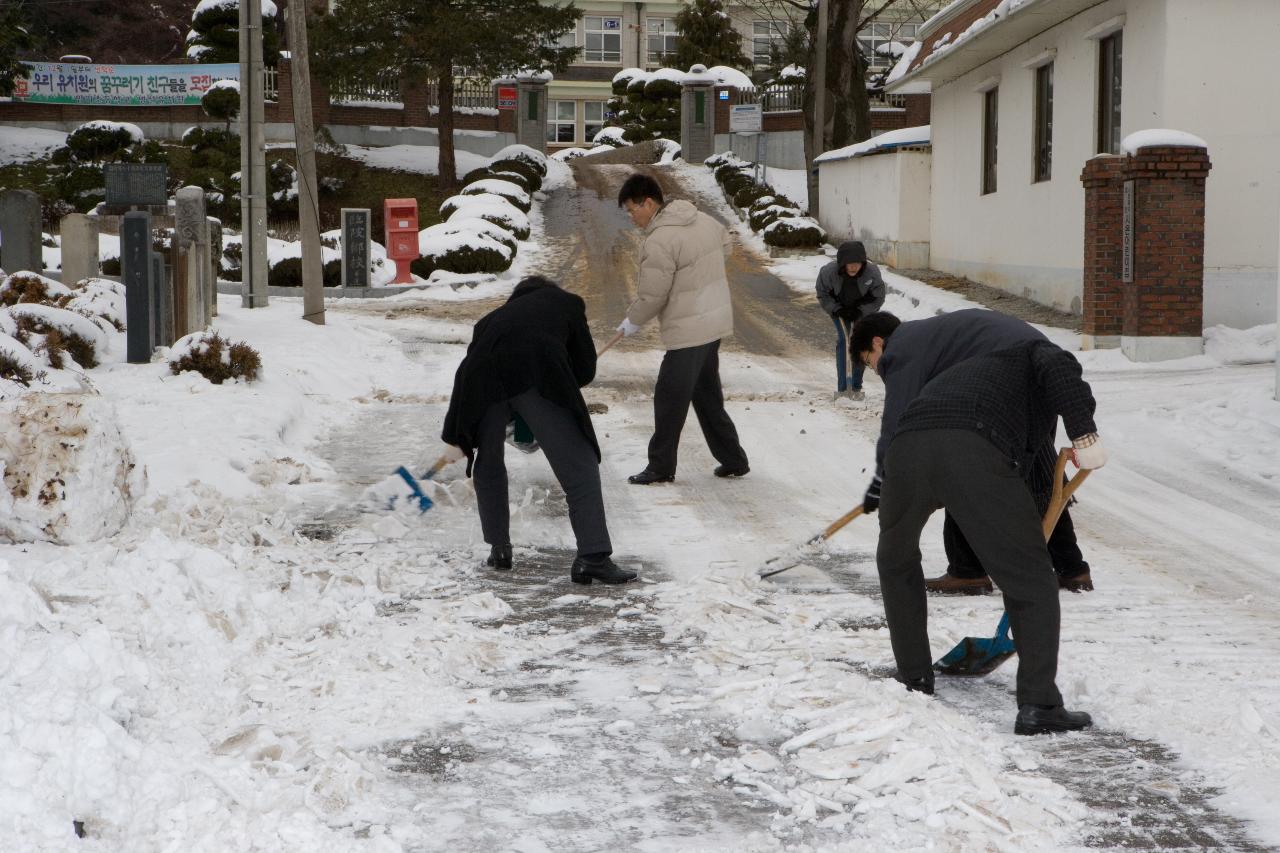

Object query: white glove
[618,318,641,337]
[1072,434,1108,469]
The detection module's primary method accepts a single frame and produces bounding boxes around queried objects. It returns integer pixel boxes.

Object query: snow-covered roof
[1121,129,1209,154]
[814,125,931,164]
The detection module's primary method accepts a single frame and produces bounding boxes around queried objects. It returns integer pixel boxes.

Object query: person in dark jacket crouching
[865,338,1107,735]
[442,276,636,585]
[814,241,885,400]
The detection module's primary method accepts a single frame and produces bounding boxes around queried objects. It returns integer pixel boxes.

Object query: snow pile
[814,125,931,163]
[0,393,141,544]
[1205,323,1276,365]
[886,41,922,85]
[654,138,681,164]
[778,64,806,80]
[706,65,754,90]
[0,126,68,166]
[1121,129,1209,155]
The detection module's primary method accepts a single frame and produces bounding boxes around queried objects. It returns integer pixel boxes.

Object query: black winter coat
[441,279,599,472]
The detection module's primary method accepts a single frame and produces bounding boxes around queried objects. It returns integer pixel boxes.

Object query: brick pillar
[714,86,731,136]
[515,77,548,154]
[309,67,330,128]
[1121,144,1212,361]
[275,58,294,124]
[1079,155,1126,349]
[400,76,429,128]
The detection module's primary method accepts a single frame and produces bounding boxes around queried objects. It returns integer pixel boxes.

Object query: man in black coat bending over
[860,335,1107,735]
[442,276,635,585]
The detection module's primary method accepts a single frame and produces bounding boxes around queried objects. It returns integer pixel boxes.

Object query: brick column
[515,77,548,154]
[1121,144,1212,361]
[275,58,294,124]
[400,76,429,128]
[1079,155,1126,349]
[680,74,716,165]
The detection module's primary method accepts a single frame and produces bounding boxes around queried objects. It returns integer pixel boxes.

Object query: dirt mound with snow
[0,393,143,544]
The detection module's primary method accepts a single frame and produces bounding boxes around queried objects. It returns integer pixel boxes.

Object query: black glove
[836,305,862,323]
[863,475,882,513]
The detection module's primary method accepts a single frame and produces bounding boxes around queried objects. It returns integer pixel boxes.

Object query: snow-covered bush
[460,178,531,212]
[489,144,547,177]
[704,151,740,170]
[65,121,144,162]
[733,183,772,209]
[748,199,800,232]
[422,218,517,253]
[0,393,142,545]
[168,330,261,384]
[591,127,631,149]
[552,147,590,162]
[654,138,681,164]
[762,216,825,248]
[0,336,39,388]
[412,229,513,278]
[644,68,684,100]
[61,279,127,332]
[488,159,542,192]
[188,0,280,64]
[7,302,108,369]
[0,270,73,307]
[440,195,531,239]
[201,80,240,131]
[267,256,340,288]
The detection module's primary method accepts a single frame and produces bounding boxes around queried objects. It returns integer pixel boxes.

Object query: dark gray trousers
[473,389,612,556]
[877,429,1063,707]
[647,339,748,476]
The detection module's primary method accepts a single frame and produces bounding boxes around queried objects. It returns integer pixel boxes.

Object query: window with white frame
[584,15,622,63]
[753,20,786,69]
[548,100,576,143]
[546,26,577,53]
[1097,31,1122,154]
[858,21,923,70]
[647,17,679,65]
[584,101,606,143]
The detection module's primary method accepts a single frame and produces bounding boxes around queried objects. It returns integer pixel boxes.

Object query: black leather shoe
[486,544,513,571]
[713,464,750,478]
[895,673,935,695]
[628,470,674,485]
[1015,704,1093,735]
[570,555,637,585]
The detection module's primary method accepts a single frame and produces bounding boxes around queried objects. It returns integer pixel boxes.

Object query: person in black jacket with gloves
[864,337,1107,735]
[815,241,885,400]
[442,276,635,585]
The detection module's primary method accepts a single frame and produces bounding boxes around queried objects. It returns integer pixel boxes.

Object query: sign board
[497,86,517,110]
[14,61,237,106]
[603,18,621,29]
[729,103,763,133]
[104,163,169,206]
[719,90,730,101]
[1122,179,1134,283]
[341,208,372,289]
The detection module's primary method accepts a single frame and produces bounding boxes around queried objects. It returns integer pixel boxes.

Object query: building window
[647,18,679,65]
[584,15,622,63]
[548,100,576,143]
[982,87,998,194]
[1033,62,1053,182]
[584,101,605,142]
[858,21,922,70]
[1097,31,1122,154]
[753,20,786,69]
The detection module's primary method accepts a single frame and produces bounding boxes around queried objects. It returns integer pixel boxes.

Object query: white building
[886,0,1280,328]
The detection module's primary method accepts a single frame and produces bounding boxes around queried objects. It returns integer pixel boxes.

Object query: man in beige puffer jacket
[615,173,749,485]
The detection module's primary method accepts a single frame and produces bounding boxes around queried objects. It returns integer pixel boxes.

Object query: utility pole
[239,0,269,308]
[1275,200,1279,400]
[287,0,325,325]
[808,0,829,217]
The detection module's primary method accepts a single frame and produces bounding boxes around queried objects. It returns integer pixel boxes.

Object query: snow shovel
[934,449,1091,676]
[393,451,459,513]
[758,504,866,579]
[597,329,624,358]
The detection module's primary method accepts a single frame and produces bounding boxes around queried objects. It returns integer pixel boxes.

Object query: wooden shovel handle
[1042,449,1090,540]
[812,505,865,544]
[596,330,624,357]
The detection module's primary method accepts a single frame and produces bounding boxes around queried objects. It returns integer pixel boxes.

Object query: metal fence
[871,92,908,110]
[728,83,805,113]
[331,70,402,104]
[262,66,277,101]
[426,79,496,110]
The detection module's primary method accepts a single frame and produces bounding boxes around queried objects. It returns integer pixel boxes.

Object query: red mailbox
[383,198,419,284]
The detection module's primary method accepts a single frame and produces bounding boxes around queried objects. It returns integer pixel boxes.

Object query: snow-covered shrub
[61,279,127,332]
[612,67,644,95]
[201,79,240,131]
[0,393,142,545]
[714,161,751,184]
[704,151,738,170]
[7,302,108,369]
[267,257,340,288]
[488,159,542,192]
[440,195,531,239]
[552,147,589,162]
[189,0,280,64]
[0,334,40,388]
[168,330,261,384]
[654,138,681,164]
[733,183,773,209]
[489,144,548,177]
[591,127,631,149]
[0,271,73,307]
[721,170,755,198]
[422,218,517,253]
[412,229,513,278]
[460,179,531,212]
[762,216,825,248]
[748,200,800,232]
[65,121,143,162]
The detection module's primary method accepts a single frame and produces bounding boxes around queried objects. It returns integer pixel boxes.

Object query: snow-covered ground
[2,149,1279,851]
[0,125,67,166]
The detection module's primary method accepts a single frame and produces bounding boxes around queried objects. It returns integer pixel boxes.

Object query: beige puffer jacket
[626,199,734,351]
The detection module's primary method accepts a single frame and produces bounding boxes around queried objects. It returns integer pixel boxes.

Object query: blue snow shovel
[935,449,1091,677]
[392,453,456,513]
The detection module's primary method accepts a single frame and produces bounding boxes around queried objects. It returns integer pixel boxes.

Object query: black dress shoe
[895,673,935,695]
[628,469,674,485]
[1015,704,1093,735]
[487,544,513,571]
[713,464,750,478]
[570,554,637,585]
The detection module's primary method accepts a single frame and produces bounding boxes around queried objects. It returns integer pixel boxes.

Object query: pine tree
[671,0,749,71]
[0,2,37,98]
[314,0,580,188]
[186,0,281,65]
